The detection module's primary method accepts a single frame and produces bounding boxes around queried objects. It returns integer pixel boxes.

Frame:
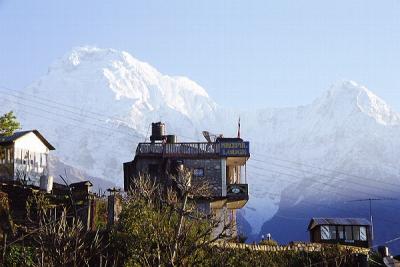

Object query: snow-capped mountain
[241,81,400,237]
[1,46,228,181]
[1,46,400,248]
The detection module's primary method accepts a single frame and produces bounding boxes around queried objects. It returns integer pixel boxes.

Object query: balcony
[226,184,249,209]
[136,141,250,159]
[136,142,220,158]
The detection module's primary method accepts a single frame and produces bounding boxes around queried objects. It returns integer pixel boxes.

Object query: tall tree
[116,170,233,267]
[0,111,21,136]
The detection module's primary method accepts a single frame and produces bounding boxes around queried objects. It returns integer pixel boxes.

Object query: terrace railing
[136,142,220,157]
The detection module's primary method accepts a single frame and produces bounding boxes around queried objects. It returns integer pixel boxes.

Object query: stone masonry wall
[184,159,223,196]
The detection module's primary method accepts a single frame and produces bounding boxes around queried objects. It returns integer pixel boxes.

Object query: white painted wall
[14,132,49,153]
[13,132,51,185]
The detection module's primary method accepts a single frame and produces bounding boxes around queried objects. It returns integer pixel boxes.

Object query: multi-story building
[123,122,250,236]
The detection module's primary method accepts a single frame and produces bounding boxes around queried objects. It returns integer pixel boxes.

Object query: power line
[246,169,400,224]
[248,159,400,197]
[1,84,399,212]
[246,157,400,211]
[0,85,126,122]
[247,163,399,205]
[251,152,400,188]
[0,90,143,140]
[6,100,396,209]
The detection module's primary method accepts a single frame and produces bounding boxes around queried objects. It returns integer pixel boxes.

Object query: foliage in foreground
[115,172,231,266]
[0,171,377,266]
[0,111,21,137]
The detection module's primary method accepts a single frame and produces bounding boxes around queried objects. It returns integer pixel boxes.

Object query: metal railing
[136,142,220,157]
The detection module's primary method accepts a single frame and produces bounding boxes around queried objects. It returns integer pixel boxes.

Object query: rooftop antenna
[237,117,241,138]
[202,131,223,143]
[346,197,397,242]
[202,131,212,143]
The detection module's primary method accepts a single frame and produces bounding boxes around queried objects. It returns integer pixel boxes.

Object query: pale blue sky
[1,0,400,110]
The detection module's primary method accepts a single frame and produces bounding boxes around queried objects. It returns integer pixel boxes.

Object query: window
[321,226,337,240]
[360,226,367,241]
[345,226,352,240]
[353,226,360,240]
[193,168,204,177]
[329,226,337,239]
[23,150,29,165]
[15,148,22,164]
[40,154,47,167]
[338,226,345,239]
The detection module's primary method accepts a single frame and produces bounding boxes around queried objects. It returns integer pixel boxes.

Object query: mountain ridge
[1,46,400,245]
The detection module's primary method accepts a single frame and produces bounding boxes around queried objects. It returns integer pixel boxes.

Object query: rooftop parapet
[135,141,250,158]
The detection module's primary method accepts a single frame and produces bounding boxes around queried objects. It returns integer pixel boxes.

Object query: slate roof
[308,218,372,230]
[0,130,55,150]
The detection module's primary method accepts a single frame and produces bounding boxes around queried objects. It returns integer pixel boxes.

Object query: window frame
[193,168,204,177]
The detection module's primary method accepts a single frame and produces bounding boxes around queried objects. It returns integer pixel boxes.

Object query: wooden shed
[308,218,372,248]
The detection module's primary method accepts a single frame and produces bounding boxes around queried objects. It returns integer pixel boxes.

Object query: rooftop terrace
[136,141,250,158]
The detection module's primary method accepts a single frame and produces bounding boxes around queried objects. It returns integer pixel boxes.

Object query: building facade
[0,130,55,186]
[308,218,372,248]
[123,122,250,236]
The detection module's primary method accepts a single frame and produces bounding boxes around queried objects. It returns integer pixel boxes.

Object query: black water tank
[166,135,177,144]
[150,122,165,142]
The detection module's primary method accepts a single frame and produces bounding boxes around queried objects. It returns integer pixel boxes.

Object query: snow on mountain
[241,80,400,235]
[2,46,400,239]
[0,46,224,181]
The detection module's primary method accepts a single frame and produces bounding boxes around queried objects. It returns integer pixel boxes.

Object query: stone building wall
[183,158,223,196]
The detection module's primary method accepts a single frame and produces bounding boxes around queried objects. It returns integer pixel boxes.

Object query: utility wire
[0,90,142,140]
[1,84,399,210]
[247,163,398,204]
[6,97,400,211]
[246,169,400,226]
[247,164,400,215]
[251,152,400,188]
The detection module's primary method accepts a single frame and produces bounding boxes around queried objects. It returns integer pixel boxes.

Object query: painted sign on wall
[219,142,250,157]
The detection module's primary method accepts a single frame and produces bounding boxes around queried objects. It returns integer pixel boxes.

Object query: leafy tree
[0,111,21,136]
[116,170,233,267]
[25,192,102,267]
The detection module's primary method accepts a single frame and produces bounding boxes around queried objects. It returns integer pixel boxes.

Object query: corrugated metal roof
[308,217,371,230]
[0,130,55,150]
[0,131,32,143]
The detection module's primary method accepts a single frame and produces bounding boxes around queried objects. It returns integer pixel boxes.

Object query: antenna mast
[346,197,397,241]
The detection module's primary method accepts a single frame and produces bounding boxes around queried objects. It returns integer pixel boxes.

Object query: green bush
[258,239,279,246]
[5,245,35,267]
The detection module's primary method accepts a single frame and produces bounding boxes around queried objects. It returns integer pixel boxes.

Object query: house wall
[14,133,50,153]
[310,225,371,248]
[0,145,14,180]
[183,158,223,197]
[13,132,50,185]
[127,156,225,196]
[310,226,321,243]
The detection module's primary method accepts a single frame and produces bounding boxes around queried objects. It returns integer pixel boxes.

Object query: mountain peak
[316,80,400,126]
[328,80,373,98]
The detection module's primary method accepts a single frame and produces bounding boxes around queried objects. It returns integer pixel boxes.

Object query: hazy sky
[1,0,400,110]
